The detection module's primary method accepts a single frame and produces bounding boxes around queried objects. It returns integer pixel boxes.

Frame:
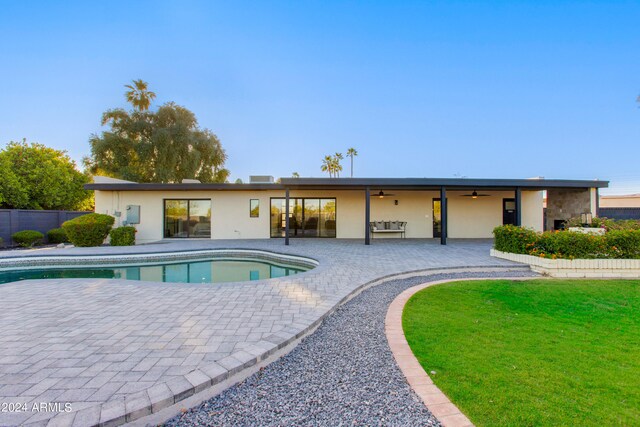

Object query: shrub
[12,230,44,247]
[493,225,537,254]
[493,225,640,259]
[605,230,640,259]
[564,216,640,231]
[109,226,136,246]
[62,213,115,247]
[0,237,3,247]
[47,227,68,244]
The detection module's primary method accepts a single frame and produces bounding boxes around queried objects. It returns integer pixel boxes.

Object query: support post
[595,188,600,218]
[365,187,371,245]
[440,186,447,245]
[285,188,290,246]
[515,187,522,226]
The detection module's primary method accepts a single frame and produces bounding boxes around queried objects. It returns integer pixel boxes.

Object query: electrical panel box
[126,205,140,224]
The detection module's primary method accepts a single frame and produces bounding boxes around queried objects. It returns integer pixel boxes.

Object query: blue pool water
[0,258,309,284]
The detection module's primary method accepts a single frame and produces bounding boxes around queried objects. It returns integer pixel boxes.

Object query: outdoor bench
[369,221,407,238]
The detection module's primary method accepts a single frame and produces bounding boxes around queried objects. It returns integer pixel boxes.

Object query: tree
[346,147,358,178]
[321,155,333,177]
[86,81,229,183]
[333,152,344,178]
[292,172,300,178]
[0,140,93,210]
[125,79,156,112]
[320,153,343,178]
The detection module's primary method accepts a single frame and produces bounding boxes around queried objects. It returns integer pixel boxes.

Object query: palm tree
[292,172,300,178]
[332,153,343,178]
[125,79,156,111]
[346,147,358,177]
[321,155,333,177]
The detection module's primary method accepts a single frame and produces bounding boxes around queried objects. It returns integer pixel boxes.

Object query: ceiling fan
[371,190,396,199]
[460,190,490,199]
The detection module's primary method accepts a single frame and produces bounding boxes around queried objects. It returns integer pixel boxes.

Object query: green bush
[564,216,640,231]
[493,225,538,254]
[109,226,136,246]
[62,213,115,247]
[493,225,640,259]
[47,227,68,244]
[0,237,4,247]
[12,230,44,247]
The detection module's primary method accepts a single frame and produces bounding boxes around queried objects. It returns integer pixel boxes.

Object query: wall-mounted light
[378,191,385,199]
[394,200,399,205]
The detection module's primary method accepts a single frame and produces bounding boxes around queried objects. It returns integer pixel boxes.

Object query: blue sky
[0,1,638,194]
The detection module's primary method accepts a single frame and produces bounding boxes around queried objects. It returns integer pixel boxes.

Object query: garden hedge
[12,230,44,247]
[47,227,68,244]
[109,226,136,246]
[493,225,640,259]
[62,213,115,247]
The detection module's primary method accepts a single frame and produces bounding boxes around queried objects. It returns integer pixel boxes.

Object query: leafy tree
[0,140,93,210]
[346,147,358,177]
[292,172,300,178]
[85,80,229,183]
[125,79,156,111]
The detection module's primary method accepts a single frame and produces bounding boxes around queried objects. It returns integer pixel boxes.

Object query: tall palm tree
[125,79,157,111]
[321,155,333,177]
[346,147,358,177]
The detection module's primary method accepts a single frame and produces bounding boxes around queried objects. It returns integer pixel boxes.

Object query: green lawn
[402,279,640,426]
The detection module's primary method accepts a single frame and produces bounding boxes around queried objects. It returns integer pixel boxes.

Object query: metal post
[440,186,447,245]
[285,188,290,246]
[515,187,522,226]
[595,188,600,218]
[365,187,371,245]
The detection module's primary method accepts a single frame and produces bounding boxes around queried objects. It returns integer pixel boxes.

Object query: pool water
[0,258,309,284]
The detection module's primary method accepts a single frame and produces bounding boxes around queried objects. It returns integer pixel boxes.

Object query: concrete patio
[0,239,524,426]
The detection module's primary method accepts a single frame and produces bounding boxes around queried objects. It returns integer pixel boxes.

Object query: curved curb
[385,276,534,427]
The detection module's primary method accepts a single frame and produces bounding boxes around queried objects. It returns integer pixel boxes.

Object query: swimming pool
[0,257,310,284]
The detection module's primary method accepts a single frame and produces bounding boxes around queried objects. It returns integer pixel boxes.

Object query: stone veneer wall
[546,189,591,231]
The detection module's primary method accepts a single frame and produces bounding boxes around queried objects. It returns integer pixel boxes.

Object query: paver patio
[0,239,521,426]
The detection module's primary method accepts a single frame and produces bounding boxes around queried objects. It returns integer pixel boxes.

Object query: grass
[402,279,640,426]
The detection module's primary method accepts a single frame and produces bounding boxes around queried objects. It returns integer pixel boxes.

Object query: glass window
[270,198,336,238]
[250,199,260,218]
[164,199,211,238]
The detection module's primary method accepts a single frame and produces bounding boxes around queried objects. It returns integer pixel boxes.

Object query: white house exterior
[86,177,607,245]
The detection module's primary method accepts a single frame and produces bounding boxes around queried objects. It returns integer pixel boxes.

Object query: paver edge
[385,275,538,427]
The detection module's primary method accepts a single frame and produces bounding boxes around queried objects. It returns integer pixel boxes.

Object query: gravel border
[164,269,537,427]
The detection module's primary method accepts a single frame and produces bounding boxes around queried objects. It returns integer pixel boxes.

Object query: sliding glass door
[164,199,211,238]
[270,198,336,238]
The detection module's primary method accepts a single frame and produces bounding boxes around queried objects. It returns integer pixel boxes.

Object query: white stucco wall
[94,188,545,243]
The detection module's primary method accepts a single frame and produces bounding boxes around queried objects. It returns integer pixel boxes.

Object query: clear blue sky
[1,1,638,194]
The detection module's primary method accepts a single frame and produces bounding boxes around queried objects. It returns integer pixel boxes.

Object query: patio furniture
[369,221,407,238]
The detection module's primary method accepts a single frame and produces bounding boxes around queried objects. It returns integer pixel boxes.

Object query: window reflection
[270,198,336,238]
[164,199,211,238]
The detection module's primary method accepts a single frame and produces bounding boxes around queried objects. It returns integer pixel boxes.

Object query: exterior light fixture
[471,191,478,199]
[378,191,384,199]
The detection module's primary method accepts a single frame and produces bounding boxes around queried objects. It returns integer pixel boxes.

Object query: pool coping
[385,276,535,427]
[0,248,319,272]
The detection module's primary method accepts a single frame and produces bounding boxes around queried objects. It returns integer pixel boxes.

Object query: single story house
[86,176,608,245]
[599,194,640,208]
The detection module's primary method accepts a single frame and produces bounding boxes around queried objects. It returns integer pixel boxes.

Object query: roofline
[85,177,608,191]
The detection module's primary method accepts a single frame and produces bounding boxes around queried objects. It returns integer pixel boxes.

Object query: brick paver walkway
[0,239,519,426]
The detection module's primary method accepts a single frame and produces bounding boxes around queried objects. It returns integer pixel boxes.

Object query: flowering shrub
[493,225,640,259]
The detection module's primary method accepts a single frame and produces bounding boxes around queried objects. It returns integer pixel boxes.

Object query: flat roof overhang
[85,177,608,192]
